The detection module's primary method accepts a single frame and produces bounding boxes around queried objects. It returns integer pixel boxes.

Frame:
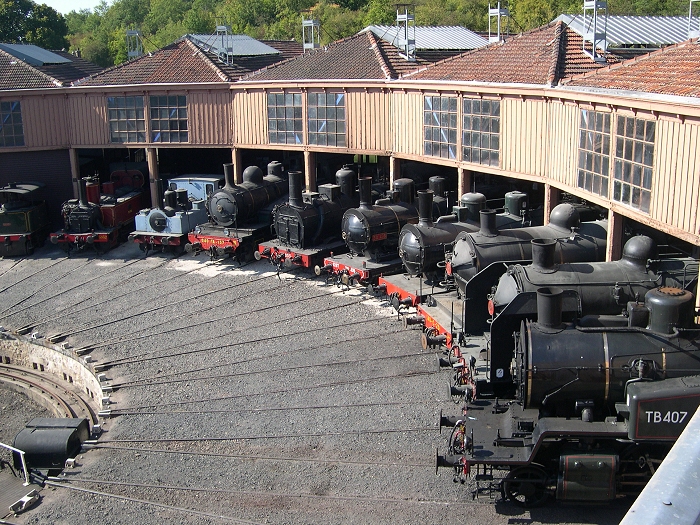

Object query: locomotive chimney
[288,170,304,208]
[428,176,446,198]
[155,179,164,210]
[77,177,89,207]
[358,177,372,209]
[536,287,564,329]
[418,190,434,226]
[336,165,356,199]
[222,163,236,191]
[479,209,498,236]
[531,238,557,271]
[175,188,189,209]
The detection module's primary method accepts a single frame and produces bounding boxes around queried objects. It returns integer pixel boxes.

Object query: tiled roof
[405,22,622,86]
[244,31,460,81]
[562,38,700,98]
[0,47,102,90]
[75,37,302,86]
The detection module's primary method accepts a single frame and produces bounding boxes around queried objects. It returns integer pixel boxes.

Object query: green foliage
[57,0,695,67]
[0,0,68,48]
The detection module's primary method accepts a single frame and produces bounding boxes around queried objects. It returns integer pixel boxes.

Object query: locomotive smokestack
[77,177,88,207]
[531,238,557,271]
[155,179,164,210]
[429,176,446,198]
[336,165,356,199]
[288,170,304,209]
[418,190,434,226]
[479,209,498,236]
[222,163,235,191]
[536,287,564,329]
[358,177,372,209]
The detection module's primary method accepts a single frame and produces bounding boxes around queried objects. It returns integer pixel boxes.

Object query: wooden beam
[146,147,160,209]
[606,209,624,262]
[304,150,316,191]
[543,184,560,225]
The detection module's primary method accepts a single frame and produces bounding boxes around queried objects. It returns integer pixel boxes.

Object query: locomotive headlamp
[223,228,230,236]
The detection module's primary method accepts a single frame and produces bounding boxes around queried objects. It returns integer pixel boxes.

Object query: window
[268,92,302,144]
[463,98,500,166]
[150,95,188,143]
[613,116,654,213]
[308,92,346,147]
[577,109,611,197]
[108,96,145,143]
[0,101,24,147]
[424,95,457,159]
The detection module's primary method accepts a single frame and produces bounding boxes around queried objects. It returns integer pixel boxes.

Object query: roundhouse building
[1,22,699,279]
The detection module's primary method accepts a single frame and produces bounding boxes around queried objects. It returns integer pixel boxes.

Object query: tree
[24,3,69,49]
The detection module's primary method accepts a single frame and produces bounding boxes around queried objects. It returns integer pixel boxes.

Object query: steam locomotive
[185,162,287,260]
[0,182,49,256]
[437,285,700,506]
[129,176,222,254]
[50,171,145,253]
[316,177,450,285]
[255,165,360,269]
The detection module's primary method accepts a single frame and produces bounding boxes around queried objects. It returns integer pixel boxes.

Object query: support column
[146,147,160,209]
[696,263,700,324]
[543,184,560,225]
[606,209,624,262]
[389,155,400,185]
[457,167,472,199]
[68,148,80,198]
[304,150,316,191]
[232,147,243,184]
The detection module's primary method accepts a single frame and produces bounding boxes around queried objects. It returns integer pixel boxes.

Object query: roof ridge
[183,37,232,82]
[367,31,394,79]
[0,47,64,87]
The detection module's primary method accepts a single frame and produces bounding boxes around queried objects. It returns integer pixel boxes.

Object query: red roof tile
[405,22,622,86]
[0,48,102,90]
[563,38,700,98]
[75,37,303,86]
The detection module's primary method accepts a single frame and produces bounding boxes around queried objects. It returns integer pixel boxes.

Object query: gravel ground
[0,242,633,525]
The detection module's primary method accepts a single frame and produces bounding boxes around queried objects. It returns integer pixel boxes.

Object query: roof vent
[395,4,416,61]
[690,0,700,39]
[488,2,509,43]
[582,0,608,63]
[302,13,321,52]
[126,29,143,60]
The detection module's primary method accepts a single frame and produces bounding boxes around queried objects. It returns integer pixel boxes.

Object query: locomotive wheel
[501,465,550,507]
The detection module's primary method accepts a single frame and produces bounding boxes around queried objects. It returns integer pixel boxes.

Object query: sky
[40,0,104,15]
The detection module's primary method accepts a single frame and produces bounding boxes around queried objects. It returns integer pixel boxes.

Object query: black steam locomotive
[255,165,360,269]
[317,176,450,285]
[0,182,49,256]
[398,189,539,278]
[437,285,700,506]
[186,162,288,260]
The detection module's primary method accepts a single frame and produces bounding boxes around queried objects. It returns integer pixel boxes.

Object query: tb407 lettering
[645,411,688,424]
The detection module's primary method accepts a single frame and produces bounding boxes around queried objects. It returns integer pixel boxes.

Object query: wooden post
[543,184,560,225]
[606,209,624,262]
[389,155,400,185]
[232,147,243,184]
[146,147,160,209]
[458,167,472,198]
[69,148,80,198]
[304,150,316,191]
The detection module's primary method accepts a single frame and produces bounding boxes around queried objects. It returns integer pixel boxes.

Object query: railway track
[0,363,98,425]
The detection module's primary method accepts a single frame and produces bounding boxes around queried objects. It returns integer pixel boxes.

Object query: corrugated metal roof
[0,44,71,66]
[361,25,488,50]
[556,15,696,47]
[188,34,280,56]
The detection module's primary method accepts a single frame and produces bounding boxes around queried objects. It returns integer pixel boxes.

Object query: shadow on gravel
[495,496,633,525]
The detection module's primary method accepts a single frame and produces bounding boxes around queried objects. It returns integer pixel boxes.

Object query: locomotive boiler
[438,286,700,506]
[186,162,288,259]
[398,190,537,277]
[341,177,448,262]
[485,235,698,386]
